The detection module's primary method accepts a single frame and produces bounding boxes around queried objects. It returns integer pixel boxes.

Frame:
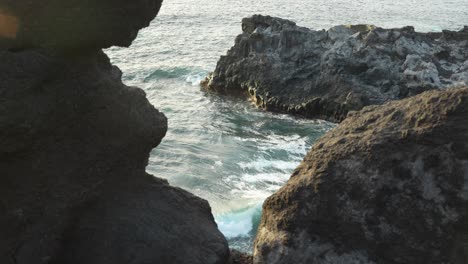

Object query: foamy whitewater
[106,0,468,252]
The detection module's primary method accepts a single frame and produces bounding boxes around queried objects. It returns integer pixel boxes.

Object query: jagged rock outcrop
[0,1,229,264]
[202,15,468,122]
[253,87,468,264]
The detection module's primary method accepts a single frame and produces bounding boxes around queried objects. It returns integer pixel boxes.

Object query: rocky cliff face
[0,1,229,264]
[254,87,468,264]
[202,15,468,122]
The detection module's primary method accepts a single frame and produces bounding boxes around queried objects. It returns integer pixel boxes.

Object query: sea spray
[215,203,263,251]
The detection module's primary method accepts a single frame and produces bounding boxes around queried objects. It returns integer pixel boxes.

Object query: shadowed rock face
[0,0,163,50]
[0,1,230,263]
[202,15,468,122]
[253,87,468,264]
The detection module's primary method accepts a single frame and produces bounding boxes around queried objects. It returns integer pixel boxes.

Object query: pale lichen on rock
[203,15,468,122]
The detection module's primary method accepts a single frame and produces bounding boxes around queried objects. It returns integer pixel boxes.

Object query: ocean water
[105,0,468,252]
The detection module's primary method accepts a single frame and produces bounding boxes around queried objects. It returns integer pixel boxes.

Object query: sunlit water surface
[106,0,468,252]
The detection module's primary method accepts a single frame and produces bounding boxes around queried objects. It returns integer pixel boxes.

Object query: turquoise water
[106,0,468,252]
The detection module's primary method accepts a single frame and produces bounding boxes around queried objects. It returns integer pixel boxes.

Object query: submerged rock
[254,87,468,263]
[0,1,229,263]
[202,15,468,122]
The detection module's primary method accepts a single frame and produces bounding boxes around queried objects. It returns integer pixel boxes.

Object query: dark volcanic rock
[254,87,468,264]
[0,49,229,264]
[0,1,230,263]
[202,15,468,122]
[0,0,163,51]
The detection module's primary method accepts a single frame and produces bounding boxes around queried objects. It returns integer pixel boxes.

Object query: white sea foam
[263,134,310,154]
[236,132,310,156]
[240,172,289,184]
[215,203,262,238]
[237,190,274,201]
[238,158,298,171]
[186,72,207,86]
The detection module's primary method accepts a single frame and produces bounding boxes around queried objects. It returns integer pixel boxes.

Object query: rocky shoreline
[202,15,468,122]
[2,3,468,264]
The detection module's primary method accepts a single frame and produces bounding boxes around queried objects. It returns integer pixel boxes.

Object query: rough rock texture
[254,87,468,264]
[0,1,230,264]
[202,15,468,122]
[229,250,253,264]
[0,0,163,51]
